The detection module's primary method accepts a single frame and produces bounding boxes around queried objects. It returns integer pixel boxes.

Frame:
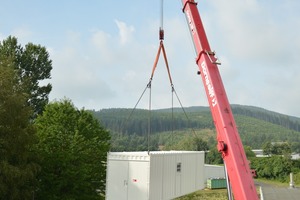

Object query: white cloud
[48,22,153,110]
[0,32,5,41]
[206,0,298,67]
[91,30,111,49]
[46,47,55,57]
[187,0,300,116]
[90,30,115,65]
[48,43,117,109]
[4,1,296,116]
[65,31,82,45]
[11,26,33,43]
[115,20,135,45]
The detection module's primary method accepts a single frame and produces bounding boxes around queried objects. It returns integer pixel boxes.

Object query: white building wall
[149,154,163,200]
[105,160,129,200]
[162,154,176,199]
[106,151,205,200]
[181,153,204,196]
[204,164,225,184]
[127,161,149,200]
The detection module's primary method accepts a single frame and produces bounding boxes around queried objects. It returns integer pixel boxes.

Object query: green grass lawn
[176,178,298,200]
[175,189,228,200]
[255,178,299,187]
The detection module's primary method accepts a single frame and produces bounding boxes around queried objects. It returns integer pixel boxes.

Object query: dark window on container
[177,163,181,172]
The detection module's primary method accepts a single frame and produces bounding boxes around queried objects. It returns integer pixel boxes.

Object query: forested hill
[154,104,300,132]
[91,105,300,150]
[231,104,300,132]
[91,104,300,134]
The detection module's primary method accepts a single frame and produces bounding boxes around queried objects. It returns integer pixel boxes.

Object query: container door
[106,160,129,200]
[127,161,149,200]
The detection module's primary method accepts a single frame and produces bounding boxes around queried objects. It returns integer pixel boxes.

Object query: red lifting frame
[182,1,258,199]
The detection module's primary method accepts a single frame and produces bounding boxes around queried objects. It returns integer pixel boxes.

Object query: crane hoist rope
[123,0,197,153]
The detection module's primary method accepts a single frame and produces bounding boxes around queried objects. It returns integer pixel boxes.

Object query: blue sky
[1,0,300,117]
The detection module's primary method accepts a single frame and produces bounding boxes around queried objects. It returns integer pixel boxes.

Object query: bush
[293,173,300,185]
[250,156,292,181]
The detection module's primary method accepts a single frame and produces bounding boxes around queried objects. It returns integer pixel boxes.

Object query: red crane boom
[181,1,259,199]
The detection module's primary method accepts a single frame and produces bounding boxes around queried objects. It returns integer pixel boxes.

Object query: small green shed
[207,178,227,189]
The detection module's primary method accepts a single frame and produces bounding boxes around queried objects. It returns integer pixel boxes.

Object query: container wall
[180,153,205,196]
[148,154,164,200]
[149,151,205,200]
[161,154,177,199]
[105,152,150,200]
[204,164,225,184]
[106,151,205,200]
[127,161,149,200]
[105,160,129,200]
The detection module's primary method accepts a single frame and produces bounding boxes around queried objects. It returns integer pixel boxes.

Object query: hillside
[91,105,300,152]
[156,104,300,132]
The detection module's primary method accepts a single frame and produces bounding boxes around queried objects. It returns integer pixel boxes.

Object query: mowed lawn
[176,189,228,200]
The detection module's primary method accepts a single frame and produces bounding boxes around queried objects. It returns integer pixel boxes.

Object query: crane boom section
[182,1,259,199]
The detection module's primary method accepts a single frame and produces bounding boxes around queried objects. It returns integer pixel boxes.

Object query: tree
[244,146,256,158]
[251,156,292,181]
[262,142,292,157]
[205,147,223,165]
[194,137,209,151]
[262,141,273,156]
[291,142,300,154]
[164,135,209,151]
[0,59,39,199]
[0,36,52,117]
[277,143,292,157]
[34,99,110,199]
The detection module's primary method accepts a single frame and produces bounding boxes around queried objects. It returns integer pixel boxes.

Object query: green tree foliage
[34,99,110,200]
[244,145,256,158]
[0,36,52,117]
[250,156,292,181]
[205,148,223,165]
[205,145,254,167]
[165,136,209,151]
[92,107,300,152]
[291,160,300,185]
[232,104,300,132]
[262,142,292,157]
[291,142,300,154]
[262,142,273,156]
[110,133,159,152]
[93,108,214,136]
[0,60,39,199]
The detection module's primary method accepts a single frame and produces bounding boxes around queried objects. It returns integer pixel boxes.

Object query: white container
[204,164,225,184]
[105,151,205,200]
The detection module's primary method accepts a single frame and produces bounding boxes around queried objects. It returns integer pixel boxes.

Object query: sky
[1,0,300,117]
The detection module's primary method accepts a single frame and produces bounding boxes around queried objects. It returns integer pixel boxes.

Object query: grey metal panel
[204,164,225,183]
[149,154,164,200]
[106,151,205,200]
[105,160,129,200]
[128,161,149,200]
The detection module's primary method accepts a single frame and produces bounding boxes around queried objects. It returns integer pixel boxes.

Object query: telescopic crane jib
[181,0,259,199]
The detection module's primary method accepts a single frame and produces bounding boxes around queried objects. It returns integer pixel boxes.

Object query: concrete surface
[256,181,300,200]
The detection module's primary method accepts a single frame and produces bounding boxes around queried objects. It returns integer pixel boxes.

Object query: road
[256,181,300,200]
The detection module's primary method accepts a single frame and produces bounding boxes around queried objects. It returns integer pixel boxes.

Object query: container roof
[108,151,204,161]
